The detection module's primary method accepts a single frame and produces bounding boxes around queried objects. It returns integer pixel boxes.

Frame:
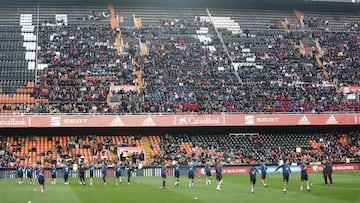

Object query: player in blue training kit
[300,160,310,192]
[89,162,95,187]
[174,161,180,187]
[259,162,268,187]
[26,164,34,185]
[215,160,223,191]
[115,162,122,186]
[51,164,57,185]
[205,161,212,185]
[36,165,45,194]
[101,161,108,186]
[161,163,167,189]
[16,162,24,185]
[249,166,259,193]
[63,163,70,184]
[79,161,86,185]
[187,162,196,187]
[275,160,291,193]
[126,162,135,185]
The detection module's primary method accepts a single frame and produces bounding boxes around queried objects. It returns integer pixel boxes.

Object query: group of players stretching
[15,159,136,194]
[15,158,333,194]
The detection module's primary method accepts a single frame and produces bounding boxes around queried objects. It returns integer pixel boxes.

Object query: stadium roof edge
[0,0,359,13]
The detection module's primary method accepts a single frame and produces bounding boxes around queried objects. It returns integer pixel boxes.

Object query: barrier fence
[1,163,359,179]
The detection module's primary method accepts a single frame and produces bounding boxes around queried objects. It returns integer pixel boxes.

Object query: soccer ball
[33,188,37,192]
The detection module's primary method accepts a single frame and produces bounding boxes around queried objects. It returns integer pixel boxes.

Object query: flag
[281,21,290,33]
[314,39,322,57]
[293,9,304,19]
[299,40,305,56]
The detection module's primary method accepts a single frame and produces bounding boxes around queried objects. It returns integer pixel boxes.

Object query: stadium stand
[0,5,358,114]
[0,2,359,168]
[0,132,359,168]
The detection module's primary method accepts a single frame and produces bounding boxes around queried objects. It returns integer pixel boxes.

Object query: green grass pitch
[0,171,359,203]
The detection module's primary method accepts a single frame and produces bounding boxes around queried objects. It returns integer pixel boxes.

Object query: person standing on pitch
[79,161,86,185]
[51,164,57,185]
[173,160,180,187]
[16,161,24,185]
[36,165,45,194]
[63,162,70,185]
[259,161,268,187]
[275,159,291,194]
[89,161,95,187]
[300,159,310,192]
[115,162,122,186]
[161,162,167,189]
[187,161,196,187]
[215,159,223,191]
[101,161,108,186]
[249,165,259,193]
[26,163,34,185]
[205,160,212,185]
[323,159,333,186]
[126,161,135,185]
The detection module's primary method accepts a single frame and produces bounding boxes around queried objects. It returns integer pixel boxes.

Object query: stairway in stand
[141,136,151,165]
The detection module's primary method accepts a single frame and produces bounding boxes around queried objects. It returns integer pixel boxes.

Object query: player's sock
[251,188,254,193]
[300,186,303,191]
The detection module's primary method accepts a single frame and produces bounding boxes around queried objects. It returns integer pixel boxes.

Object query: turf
[0,171,359,203]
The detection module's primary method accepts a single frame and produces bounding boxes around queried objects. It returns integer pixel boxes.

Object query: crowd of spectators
[151,131,360,166]
[1,8,358,114]
[1,130,359,168]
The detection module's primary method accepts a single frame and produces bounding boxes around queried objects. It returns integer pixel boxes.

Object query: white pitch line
[310,183,359,190]
[310,183,336,188]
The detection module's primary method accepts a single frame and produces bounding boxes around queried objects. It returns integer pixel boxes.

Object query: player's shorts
[27,173,33,179]
[116,172,121,178]
[188,174,194,179]
[206,171,211,177]
[64,174,69,179]
[161,174,166,179]
[38,177,45,185]
[175,171,180,178]
[261,174,266,179]
[283,175,289,183]
[216,174,222,181]
[90,171,94,178]
[79,172,85,179]
[250,177,256,184]
[301,173,308,181]
[52,174,56,179]
[18,173,23,178]
[102,173,106,177]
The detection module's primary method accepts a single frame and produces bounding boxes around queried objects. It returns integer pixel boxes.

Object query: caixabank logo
[174,116,223,126]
